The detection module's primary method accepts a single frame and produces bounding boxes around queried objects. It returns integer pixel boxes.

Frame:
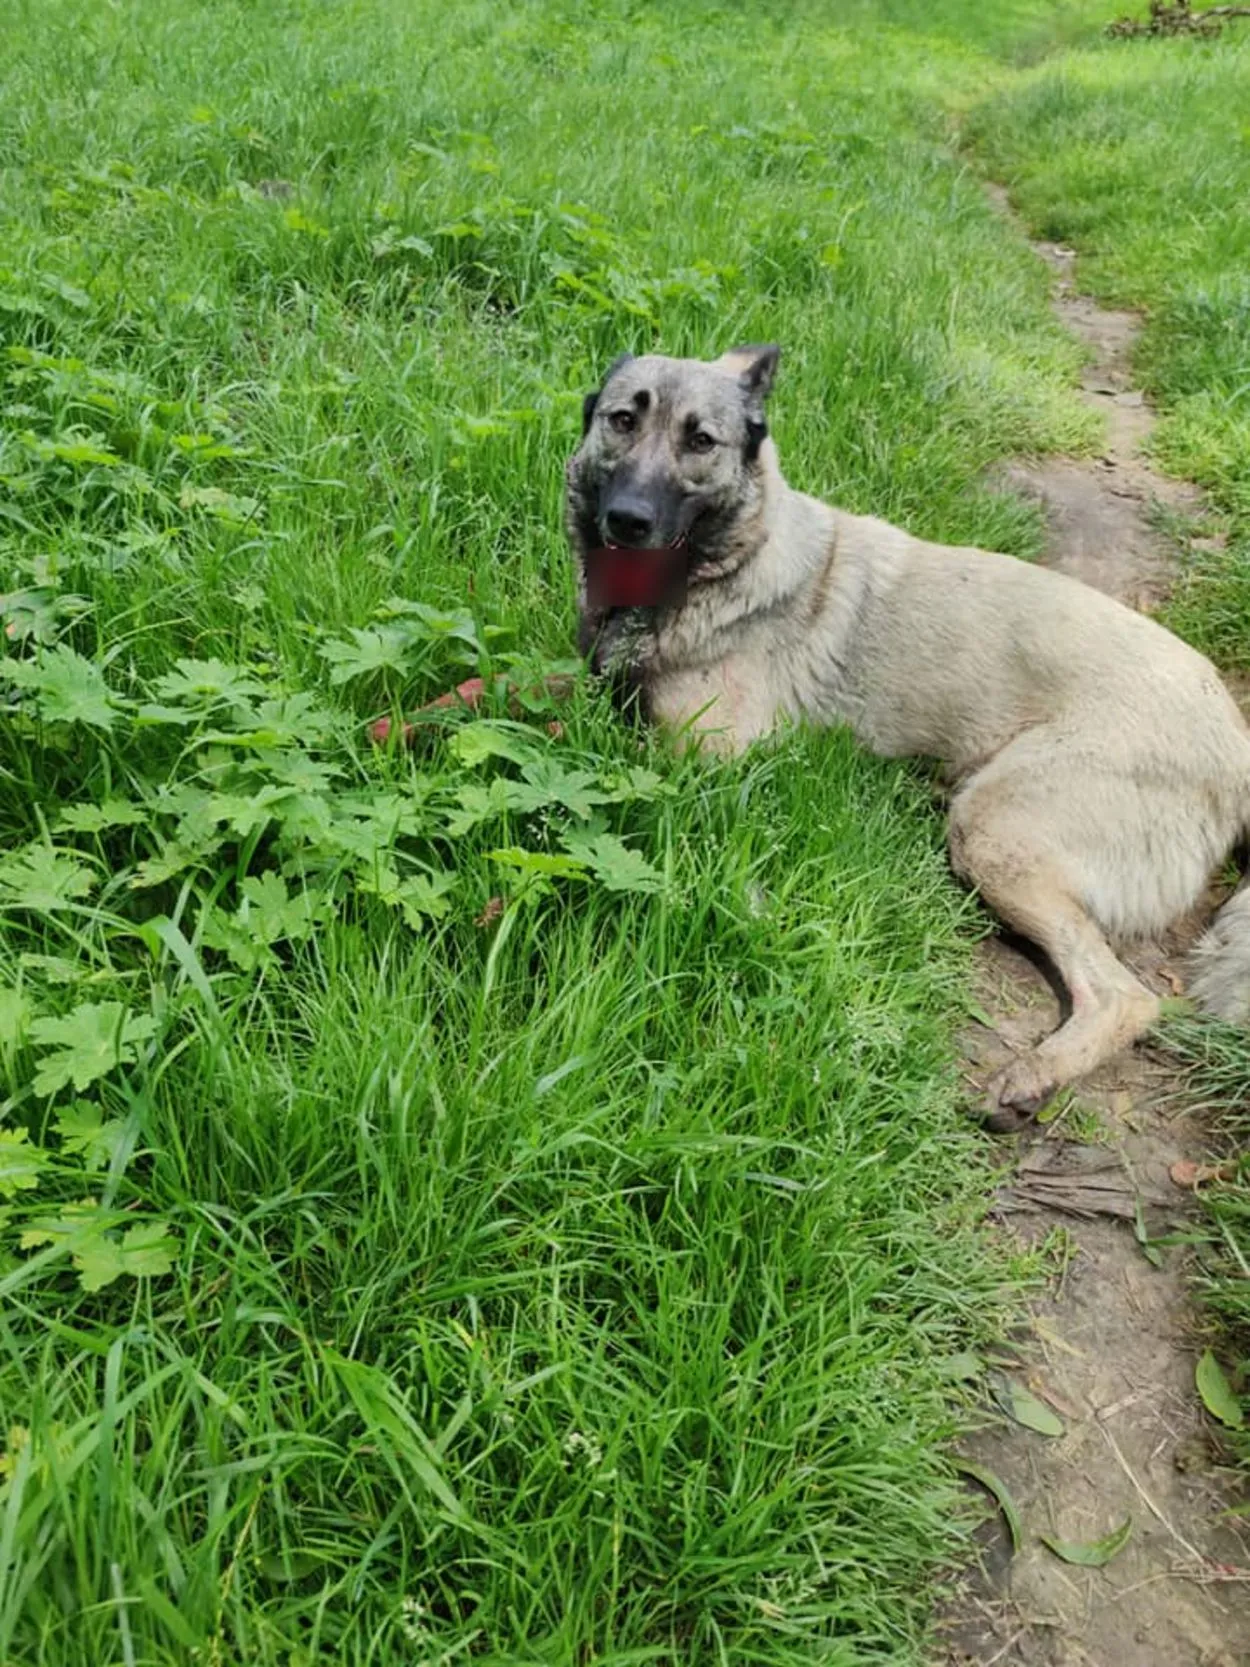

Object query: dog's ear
[581,352,635,435]
[719,345,779,461]
[719,343,781,416]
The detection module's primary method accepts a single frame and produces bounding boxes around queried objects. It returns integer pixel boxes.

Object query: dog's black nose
[604,502,655,548]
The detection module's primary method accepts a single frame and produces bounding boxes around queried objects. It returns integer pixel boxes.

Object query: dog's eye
[687,430,717,454]
[607,409,636,435]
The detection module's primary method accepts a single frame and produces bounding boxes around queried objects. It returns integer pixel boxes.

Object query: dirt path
[937,191,1250,1667]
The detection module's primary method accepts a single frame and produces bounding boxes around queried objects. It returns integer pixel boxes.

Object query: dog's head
[565,345,780,594]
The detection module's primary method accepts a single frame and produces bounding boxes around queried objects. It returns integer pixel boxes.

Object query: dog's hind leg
[949,794,1160,1129]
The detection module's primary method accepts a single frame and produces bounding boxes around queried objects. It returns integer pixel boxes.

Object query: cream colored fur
[608,434,1250,1119]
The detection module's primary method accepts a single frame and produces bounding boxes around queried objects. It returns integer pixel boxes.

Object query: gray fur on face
[566,346,780,560]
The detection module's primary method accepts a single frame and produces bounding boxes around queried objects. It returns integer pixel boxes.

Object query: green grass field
[966,24,1250,665]
[2,0,1248,1660]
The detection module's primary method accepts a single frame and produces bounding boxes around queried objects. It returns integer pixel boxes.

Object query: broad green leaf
[354,866,456,923]
[131,841,208,889]
[319,626,414,686]
[112,1220,177,1283]
[273,790,335,844]
[377,598,483,651]
[239,870,322,941]
[200,908,271,973]
[204,787,294,838]
[1041,1516,1132,1568]
[370,230,434,261]
[520,759,610,819]
[258,1550,324,1583]
[53,1101,127,1171]
[282,206,329,238]
[1196,1350,1244,1430]
[560,829,664,894]
[202,873,329,970]
[954,1459,1022,1554]
[263,752,342,793]
[18,952,89,985]
[0,845,96,912]
[72,1232,126,1290]
[443,777,550,837]
[0,586,86,646]
[19,1202,177,1289]
[450,720,544,768]
[598,765,674,801]
[488,847,591,881]
[152,657,264,709]
[170,432,251,461]
[235,872,326,954]
[0,986,31,1049]
[24,432,120,467]
[18,1198,103,1250]
[1001,1380,1064,1438]
[178,484,262,524]
[39,274,91,310]
[249,692,339,747]
[29,1000,156,1095]
[58,799,146,833]
[0,1130,46,1199]
[392,872,457,926]
[135,702,200,726]
[332,791,426,843]
[0,645,118,730]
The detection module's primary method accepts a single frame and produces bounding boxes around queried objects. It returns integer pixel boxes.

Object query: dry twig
[1108,0,1250,37]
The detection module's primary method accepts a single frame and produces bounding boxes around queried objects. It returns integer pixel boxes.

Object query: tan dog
[566,345,1250,1124]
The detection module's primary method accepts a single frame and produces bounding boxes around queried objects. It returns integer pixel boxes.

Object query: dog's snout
[603,498,656,548]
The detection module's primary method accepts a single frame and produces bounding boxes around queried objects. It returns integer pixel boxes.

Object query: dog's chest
[646,649,786,754]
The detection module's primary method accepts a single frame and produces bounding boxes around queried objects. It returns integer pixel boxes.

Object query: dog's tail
[1188,885,1250,1023]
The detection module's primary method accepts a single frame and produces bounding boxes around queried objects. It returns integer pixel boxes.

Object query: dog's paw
[982,1101,1029,1135]
[985,1054,1058,1129]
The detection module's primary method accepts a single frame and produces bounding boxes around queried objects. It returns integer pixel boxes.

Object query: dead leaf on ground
[1032,1317,1086,1359]
[1170,1159,1234,1190]
[474,896,505,928]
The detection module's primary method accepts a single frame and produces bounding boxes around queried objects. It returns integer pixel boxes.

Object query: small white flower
[399,1594,429,1643]
[562,1429,604,1468]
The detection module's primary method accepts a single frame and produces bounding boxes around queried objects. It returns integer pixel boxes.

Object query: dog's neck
[573,433,840,701]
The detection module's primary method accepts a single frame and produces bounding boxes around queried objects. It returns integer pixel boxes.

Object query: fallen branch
[1108,0,1250,36]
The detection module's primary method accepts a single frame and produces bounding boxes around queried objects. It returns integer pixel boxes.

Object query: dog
[565,344,1250,1125]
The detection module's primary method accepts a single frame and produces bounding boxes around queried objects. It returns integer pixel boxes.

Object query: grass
[8,0,1250,1655]
[1154,1014,1250,1463]
[0,1,1117,1661]
[965,25,1250,665]
[964,16,1250,1451]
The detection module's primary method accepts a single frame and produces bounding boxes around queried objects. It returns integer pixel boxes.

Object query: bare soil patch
[937,190,1250,1667]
